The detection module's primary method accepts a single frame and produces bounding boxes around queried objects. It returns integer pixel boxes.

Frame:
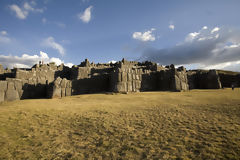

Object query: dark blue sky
[1,0,240,71]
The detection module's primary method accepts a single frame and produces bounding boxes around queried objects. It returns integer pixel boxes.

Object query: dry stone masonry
[0,58,239,102]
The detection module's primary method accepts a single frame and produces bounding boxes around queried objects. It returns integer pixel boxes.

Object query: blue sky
[1,0,240,71]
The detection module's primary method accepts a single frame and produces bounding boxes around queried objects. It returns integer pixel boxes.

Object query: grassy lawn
[0,89,240,159]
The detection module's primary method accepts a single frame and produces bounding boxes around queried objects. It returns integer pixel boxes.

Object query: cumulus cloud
[9,4,27,19]
[132,28,156,42]
[9,2,44,20]
[78,6,93,23]
[42,37,65,56]
[108,60,117,64]
[140,26,240,71]
[202,26,208,30]
[169,24,175,30]
[211,27,220,34]
[0,51,73,69]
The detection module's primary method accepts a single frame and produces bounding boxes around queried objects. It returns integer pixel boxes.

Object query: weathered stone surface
[187,70,221,89]
[0,81,7,91]
[52,87,61,98]
[61,88,66,97]
[7,82,15,90]
[66,88,72,96]
[0,64,4,74]
[5,89,19,101]
[0,91,5,102]
[1,59,239,102]
[61,78,68,88]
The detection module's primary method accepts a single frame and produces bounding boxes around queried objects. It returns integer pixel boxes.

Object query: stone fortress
[0,58,239,102]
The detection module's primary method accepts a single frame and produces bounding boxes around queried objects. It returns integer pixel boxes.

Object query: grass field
[0,89,240,159]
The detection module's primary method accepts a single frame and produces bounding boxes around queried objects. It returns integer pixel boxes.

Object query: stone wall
[187,70,222,89]
[47,77,72,98]
[110,67,142,93]
[0,64,4,74]
[1,59,239,102]
[157,65,189,91]
[0,79,23,102]
[218,72,240,87]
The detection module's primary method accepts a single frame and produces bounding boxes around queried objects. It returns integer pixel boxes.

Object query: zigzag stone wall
[0,58,239,102]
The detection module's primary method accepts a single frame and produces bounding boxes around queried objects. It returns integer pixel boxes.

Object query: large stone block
[61,78,68,88]
[132,81,136,92]
[0,91,5,102]
[7,82,15,90]
[66,88,72,96]
[116,82,127,92]
[5,89,20,101]
[14,80,23,91]
[127,81,133,92]
[122,72,127,82]
[61,88,66,97]
[52,87,61,98]
[117,73,121,82]
[54,77,62,88]
[0,81,7,91]
[135,80,141,90]
[127,73,132,81]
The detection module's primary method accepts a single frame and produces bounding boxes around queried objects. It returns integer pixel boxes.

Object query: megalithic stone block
[0,91,4,102]
[5,89,20,101]
[66,88,72,96]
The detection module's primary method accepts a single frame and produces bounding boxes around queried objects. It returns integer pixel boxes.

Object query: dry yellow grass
[0,89,240,159]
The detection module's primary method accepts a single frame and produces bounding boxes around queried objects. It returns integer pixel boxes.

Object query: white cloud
[23,2,34,11]
[42,37,65,56]
[1,31,8,36]
[185,32,200,42]
[211,27,220,34]
[185,26,219,42]
[0,51,73,69]
[169,24,175,30]
[141,26,240,71]
[78,6,93,23]
[9,4,28,19]
[203,60,240,70]
[9,2,44,20]
[108,60,117,64]
[132,28,156,42]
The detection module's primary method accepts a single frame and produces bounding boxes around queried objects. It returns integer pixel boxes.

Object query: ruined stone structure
[0,59,239,102]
